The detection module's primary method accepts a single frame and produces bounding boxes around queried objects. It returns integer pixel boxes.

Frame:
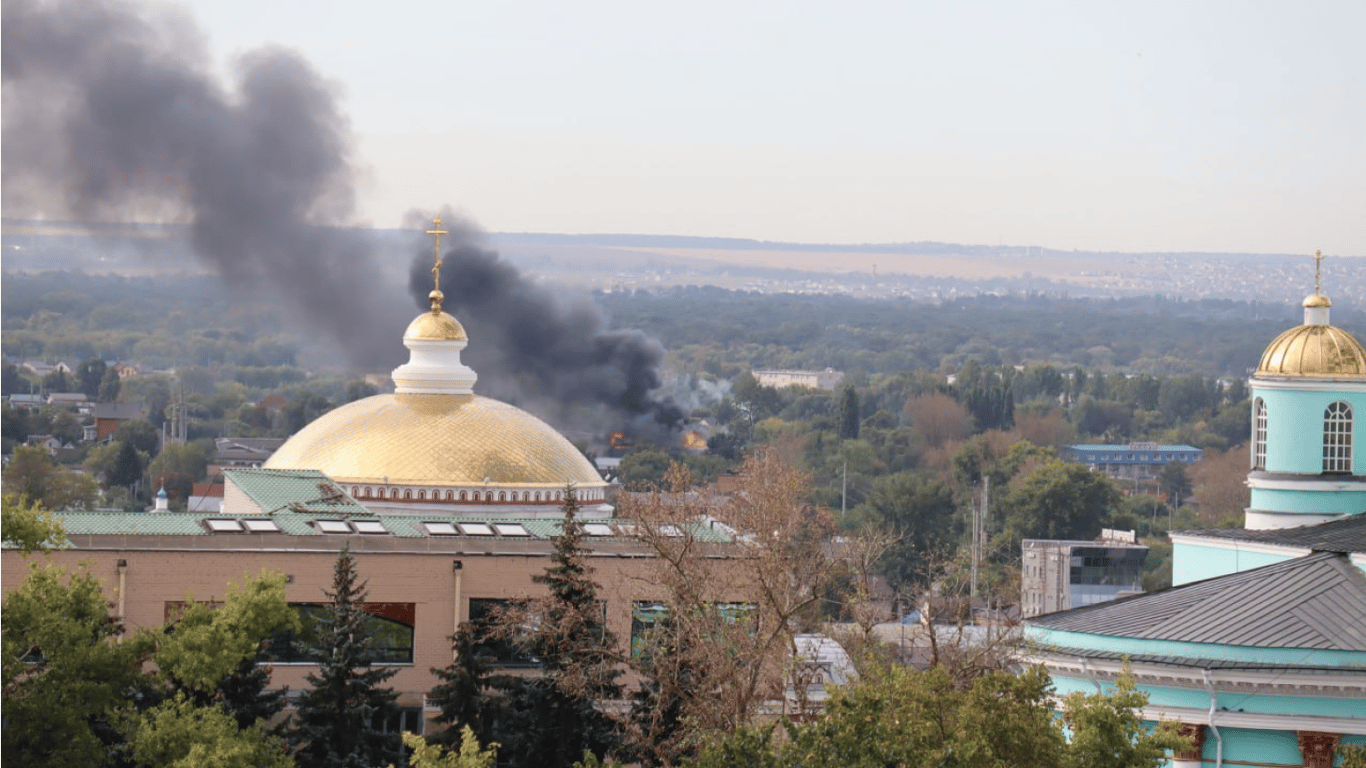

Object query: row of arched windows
[1251,397,1354,474]
[348,487,567,503]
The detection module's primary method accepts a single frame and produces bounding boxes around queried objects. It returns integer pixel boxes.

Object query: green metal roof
[22,510,728,543]
[223,468,370,516]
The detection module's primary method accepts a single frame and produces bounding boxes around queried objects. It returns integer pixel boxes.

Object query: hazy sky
[180,0,1363,254]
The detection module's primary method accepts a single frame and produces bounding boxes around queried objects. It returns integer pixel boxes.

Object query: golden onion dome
[404,310,467,342]
[1257,324,1366,377]
[1303,293,1332,308]
[264,393,604,488]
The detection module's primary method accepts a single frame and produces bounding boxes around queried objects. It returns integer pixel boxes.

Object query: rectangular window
[352,520,389,535]
[631,601,669,661]
[467,598,538,667]
[1253,399,1268,470]
[1324,401,1353,473]
[259,602,415,664]
[242,518,280,533]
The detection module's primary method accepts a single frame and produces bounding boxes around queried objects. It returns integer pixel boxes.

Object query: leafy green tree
[1339,744,1366,768]
[41,368,71,394]
[2,360,27,396]
[850,472,954,589]
[837,386,860,441]
[999,457,1122,548]
[343,380,379,403]
[1157,461,1192,506]
[2,562,149,767]
[76,359,108,400]
[1060,666,1191,768]
[291,544,401,768]
[130,692,293,768]
[389,728,497,768]
[2,445,99,510]
[115,418,161,454]
[149,441,210,484]
[99,367,123,402]
[0,493,65,552]
[483,488,623,768]
[619,446,674,488]
[687,665,1066,768]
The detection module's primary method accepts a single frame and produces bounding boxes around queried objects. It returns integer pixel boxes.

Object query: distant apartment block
[1063,442,1202,481]
[753,368,844,391]
[1021,530,1148,618]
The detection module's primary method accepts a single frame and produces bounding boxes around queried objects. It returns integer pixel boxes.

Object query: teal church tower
[1247,255,1366,529]
[1024,254,1366,767]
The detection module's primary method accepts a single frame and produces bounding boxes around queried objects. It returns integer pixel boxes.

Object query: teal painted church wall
[1254,388,1366,475]
[1172,542,1290,585]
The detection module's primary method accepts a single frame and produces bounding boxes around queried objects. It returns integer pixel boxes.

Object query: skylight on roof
[352,520,388,535]
[659,524,684,538]
[424,522,458,536]
[583,523,614,537]
[242,519,280,533]
[494,523,529,537]
[459,523,494,536]
[206,518,244,533]
[315,520,351,534]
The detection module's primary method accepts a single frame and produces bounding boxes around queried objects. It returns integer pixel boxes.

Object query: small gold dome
[1303,293,1332,308]
[404,311,467,342]
[264,393,604,488]
[1257,324,1366,377]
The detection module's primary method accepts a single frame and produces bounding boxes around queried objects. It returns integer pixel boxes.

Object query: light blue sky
[185,0,1364,254]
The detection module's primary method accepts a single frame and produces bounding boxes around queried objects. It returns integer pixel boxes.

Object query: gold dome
[264,393,604,487]
[405,310,467,342]
[1303,293,1332,308]
[1257,324,1366,377]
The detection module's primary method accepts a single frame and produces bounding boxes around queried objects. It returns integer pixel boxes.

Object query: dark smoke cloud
[2,0,407,370]
[407,212,684,436]
[3,0,683,433]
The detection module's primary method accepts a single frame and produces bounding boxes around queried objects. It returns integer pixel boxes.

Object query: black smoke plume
[2,0,407,369]
[408,212,684,435]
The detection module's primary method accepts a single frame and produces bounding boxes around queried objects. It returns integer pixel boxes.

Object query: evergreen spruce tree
[290,544,401,768]
[427,621,491,746]
[838,386,860,441]
[485,486,623,768]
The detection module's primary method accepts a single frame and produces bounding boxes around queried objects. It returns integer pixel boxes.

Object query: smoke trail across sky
[1,0,406,369]
[4,0,683,431]
[406,211,683,435]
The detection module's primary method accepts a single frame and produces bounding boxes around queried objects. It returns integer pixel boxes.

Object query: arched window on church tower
[1252,398,1267,470]
[460,491,468,501]
[1324,401,1353,473]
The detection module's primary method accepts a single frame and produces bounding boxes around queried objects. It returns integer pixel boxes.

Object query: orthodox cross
[427,214,449,311]
[1314,248,1324,295]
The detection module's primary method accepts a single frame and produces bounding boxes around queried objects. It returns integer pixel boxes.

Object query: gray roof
[1028,552,1366,651]
[95,403,146,420]
[1175,514,1366,554]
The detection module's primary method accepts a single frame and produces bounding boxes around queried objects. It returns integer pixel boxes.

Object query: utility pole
[971,476,989,599]
[841,459,848,517]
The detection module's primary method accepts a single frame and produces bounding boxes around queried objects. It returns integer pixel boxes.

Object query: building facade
[1020,530,1148,618]
[1024,267,1366,765]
